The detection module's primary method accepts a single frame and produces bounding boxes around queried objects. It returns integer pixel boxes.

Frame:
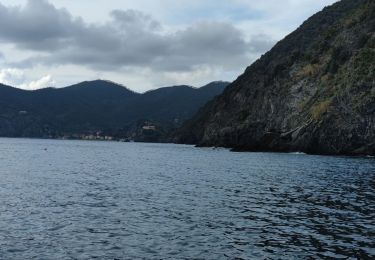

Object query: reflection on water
[0,138,374,259]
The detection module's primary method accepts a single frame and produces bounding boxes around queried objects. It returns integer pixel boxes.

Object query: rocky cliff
[176,0,375,155]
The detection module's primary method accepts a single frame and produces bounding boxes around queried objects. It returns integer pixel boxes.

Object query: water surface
[0,138,374,259]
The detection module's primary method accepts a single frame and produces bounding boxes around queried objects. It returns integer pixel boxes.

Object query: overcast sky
[0,0,338,92]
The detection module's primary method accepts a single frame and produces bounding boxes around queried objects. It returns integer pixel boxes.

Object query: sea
[0,138,374,259]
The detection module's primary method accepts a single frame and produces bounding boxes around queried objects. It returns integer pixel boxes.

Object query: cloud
[19,75,55,90]
[0,68,55,90]
[0,0,79,51]
[0,0,337,90]
[0,0,275,74]
[110,9,161,31]
[0,68,25,86]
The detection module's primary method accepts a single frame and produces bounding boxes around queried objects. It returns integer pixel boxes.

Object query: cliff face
[176,0,375,155]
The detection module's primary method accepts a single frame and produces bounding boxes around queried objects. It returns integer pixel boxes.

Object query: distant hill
[0,80,228,140]
[175,0,375,155]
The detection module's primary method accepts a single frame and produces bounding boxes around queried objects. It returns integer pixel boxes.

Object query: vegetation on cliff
[176,0,375,155]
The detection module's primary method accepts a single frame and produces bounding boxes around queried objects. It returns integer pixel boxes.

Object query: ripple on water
[0,139,374,259]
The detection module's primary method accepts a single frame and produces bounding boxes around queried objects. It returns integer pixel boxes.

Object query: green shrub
[311,99,331,121]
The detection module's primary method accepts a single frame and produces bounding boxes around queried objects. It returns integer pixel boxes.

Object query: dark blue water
[0,138,374,259]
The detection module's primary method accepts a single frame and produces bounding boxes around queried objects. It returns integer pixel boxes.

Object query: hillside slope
[0,80,228,138]
[175,0,375,155]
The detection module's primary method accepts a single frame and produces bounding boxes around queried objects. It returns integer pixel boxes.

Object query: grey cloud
[1,0,275,72]
[160,22,250,71]
[110,9,161,31]
[0,0,79,50]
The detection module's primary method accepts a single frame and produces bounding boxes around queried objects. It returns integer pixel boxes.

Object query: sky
[0,0,338,92]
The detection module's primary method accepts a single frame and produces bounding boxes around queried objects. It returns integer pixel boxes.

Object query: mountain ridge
[0,80,229,140]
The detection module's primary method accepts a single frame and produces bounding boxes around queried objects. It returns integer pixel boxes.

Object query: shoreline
[0,136,374,158]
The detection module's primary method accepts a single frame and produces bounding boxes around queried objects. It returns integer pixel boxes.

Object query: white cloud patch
[0,68,25,86]
[0,68,55,90]
[19,74,55,90]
